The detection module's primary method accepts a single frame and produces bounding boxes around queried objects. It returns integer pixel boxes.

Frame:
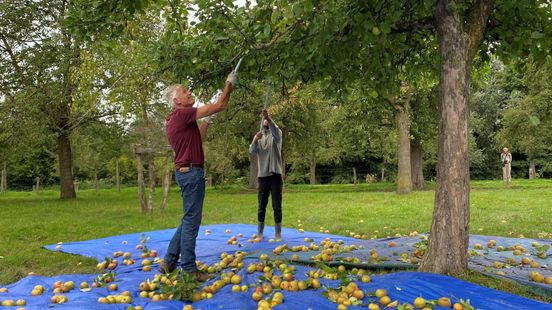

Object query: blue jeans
[164,167,205,272]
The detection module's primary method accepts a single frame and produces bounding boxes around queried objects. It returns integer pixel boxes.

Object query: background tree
[497,58,552,178]
[0,0,108,198]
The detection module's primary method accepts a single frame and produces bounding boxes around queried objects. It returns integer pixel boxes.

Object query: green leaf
[424,0,435,10]
[304,0,314,12]
[530,31,544,39]
[529,115,540,126]
[292,2,303,17]
[380,22,391,34]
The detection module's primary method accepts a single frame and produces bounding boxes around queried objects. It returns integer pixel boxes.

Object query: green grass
[1,179,551,302]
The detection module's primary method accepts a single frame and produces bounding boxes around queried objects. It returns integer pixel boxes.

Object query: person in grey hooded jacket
[249,108,283,240]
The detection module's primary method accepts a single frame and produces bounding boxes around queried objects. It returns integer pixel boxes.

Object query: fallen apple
[413,297,426,308]
[368,303,380,310]
[375,288,387,298]
[438,297,452,307]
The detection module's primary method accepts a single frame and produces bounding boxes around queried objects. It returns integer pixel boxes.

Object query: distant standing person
[249,108,283,241]
[159,70,237,281]
[501,147,512,184]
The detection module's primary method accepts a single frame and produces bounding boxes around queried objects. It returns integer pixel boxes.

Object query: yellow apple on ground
[251,288,263,301]
[262,282,272,294]
[64,281,75,290]
[438,297,452,307]
[273,291,284,303]
[413,297,426,308]
[379,296,391,306]
[375,289,387,298]
[352,289,364,299]
[258,300,271,308]
[97,297,108,304]
[521,257,531,265]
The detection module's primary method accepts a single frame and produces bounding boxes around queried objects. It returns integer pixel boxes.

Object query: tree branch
[466,0,494,61]
[0,32,23,78]
[393,16,435,34]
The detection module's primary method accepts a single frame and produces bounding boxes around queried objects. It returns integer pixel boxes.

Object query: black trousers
[258,174,282,223]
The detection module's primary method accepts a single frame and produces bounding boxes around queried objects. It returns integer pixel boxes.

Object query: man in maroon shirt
[159,71,237,281]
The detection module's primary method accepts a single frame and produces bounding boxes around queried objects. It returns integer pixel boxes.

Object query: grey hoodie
[249,121,282,177]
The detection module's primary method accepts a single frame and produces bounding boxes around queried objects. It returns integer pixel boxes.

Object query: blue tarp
[308,233,552,295]
[0,224,550,309]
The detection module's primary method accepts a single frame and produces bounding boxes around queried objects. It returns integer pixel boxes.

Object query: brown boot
[191,270,214,282]
[158,261,176,274]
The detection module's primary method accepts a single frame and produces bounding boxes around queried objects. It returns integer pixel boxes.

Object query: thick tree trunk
[94,169,99,193]
[115,158,120,192]
[529,160,536,179]
[419,0,474,275]
[136,153,147,213]
[395,104,412,194]
[249,154,259,189]
[353,167,358,191]
[160,153,171,214]
[57,27,79,200]
[147,155,155,214]
[58,133,76,199]
[380,166,385,182]
[411,138,425,190]
[1,161,6,192]
[281,125,288,180]
[309,151,316,185]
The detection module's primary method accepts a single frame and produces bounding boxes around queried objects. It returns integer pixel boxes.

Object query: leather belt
[179,163,204,169]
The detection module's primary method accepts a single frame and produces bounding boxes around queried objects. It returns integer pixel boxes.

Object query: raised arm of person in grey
[249,132,262,155]
[267,119,281,143]
[263,109,281,143]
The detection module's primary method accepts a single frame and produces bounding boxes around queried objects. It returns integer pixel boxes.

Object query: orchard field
[1,179,551,302]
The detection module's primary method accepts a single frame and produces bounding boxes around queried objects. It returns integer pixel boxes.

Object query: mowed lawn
[1,179,551,301]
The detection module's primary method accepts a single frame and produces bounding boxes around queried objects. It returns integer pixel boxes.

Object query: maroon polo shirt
[166,107,204,167]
